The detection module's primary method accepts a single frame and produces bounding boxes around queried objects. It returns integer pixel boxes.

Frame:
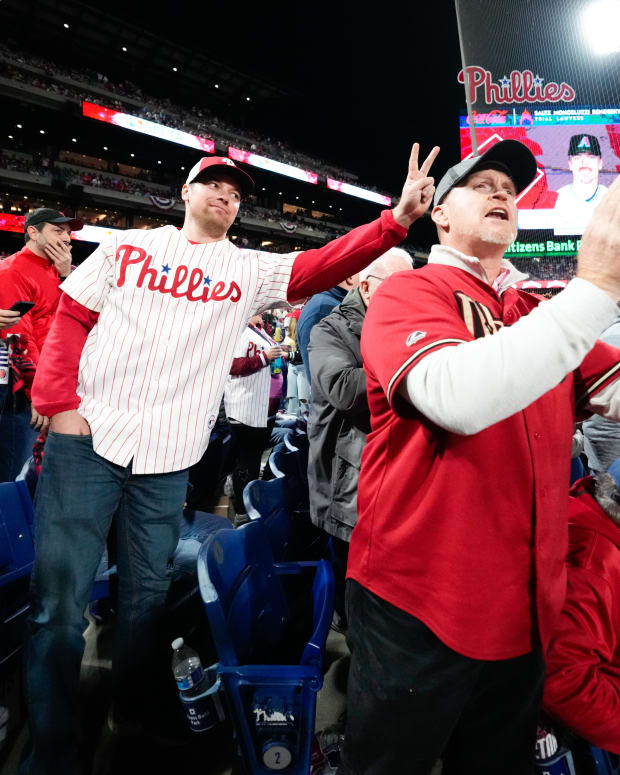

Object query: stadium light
[157,160,162,164]
[214,84,219,89]
[39,130,45,134]
[63,23,70,29]
[172,67,178,72]
[246,97,251,102]
[582,0,620,54]
[130,153,135,157]
[71,137,77,142]
[122,46,128,52]
[103,146,108,150]
[8,135,13,139]
[16,124,22,129]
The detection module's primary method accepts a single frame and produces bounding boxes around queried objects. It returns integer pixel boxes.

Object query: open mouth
[485,208,509,221]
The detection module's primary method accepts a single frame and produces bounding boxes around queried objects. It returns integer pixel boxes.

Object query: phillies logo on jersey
[115,244,241,304]
[458,66,576,105]
[454,292,503,338]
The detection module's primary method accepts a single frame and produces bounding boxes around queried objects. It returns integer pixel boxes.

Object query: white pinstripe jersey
[224,325,275,428]
[60,226,295,473]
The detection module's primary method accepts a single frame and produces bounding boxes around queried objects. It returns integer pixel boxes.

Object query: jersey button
[533,432,541,440]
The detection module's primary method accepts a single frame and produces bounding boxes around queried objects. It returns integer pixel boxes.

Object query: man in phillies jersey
[224,313,286,513]
[23,146,439,773]
[342,140,620,775]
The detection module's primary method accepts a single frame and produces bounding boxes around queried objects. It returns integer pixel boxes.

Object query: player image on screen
[554,134,609,235]
[459,114,620,235]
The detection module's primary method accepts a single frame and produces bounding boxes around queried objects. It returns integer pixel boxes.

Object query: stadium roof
[0,0,289,108]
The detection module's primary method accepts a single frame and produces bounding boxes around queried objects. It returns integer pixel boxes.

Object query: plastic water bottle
[171,637,223,732]
[171,637,203,692]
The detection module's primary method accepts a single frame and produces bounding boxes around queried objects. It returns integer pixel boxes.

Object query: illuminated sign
[228,147,318,184]
[82,102,215,153]
[0,213,121,244]
[0,213,25,234]
[458,67,576,106]
[326,178,392,206]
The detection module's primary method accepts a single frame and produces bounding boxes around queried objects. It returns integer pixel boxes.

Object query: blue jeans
[0,384,38,483]
[21,432,188,775]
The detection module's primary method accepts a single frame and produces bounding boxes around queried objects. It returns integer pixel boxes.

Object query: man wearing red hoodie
[543,459,620,754]
[0,208,82,481]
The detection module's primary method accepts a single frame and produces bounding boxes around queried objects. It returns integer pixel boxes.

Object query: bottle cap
[171,637,184,650]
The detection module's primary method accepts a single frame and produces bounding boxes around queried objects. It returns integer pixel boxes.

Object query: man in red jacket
[543,460,620,754]
[0,208,82,481]
[23,147,439,774]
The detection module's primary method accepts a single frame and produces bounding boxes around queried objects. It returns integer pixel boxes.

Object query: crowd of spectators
[0,149,354,245]
[0,43,393,197]
[512,254,577,282]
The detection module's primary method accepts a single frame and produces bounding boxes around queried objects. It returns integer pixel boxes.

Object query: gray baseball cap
[433,140,538,206]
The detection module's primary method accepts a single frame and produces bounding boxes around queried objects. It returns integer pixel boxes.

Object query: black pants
[341,580,545,775]
[231,423,270,513]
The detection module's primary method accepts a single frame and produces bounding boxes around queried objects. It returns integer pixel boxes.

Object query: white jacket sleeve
[398,278,619,435]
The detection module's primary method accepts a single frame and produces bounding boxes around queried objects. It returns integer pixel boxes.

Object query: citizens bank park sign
[458,67,576,105]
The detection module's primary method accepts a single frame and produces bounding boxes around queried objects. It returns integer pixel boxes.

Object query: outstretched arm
[287,143,439,303]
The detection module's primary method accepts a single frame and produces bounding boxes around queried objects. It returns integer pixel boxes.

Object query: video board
[460,107,620,237]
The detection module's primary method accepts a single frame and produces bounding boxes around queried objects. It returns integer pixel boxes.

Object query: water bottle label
[182,693,223,732]
[176,666,203,691]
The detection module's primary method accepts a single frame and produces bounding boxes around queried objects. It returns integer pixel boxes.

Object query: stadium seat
[590,746,620,775]
[244,475,325,562]
[197,518,334,775]
[0,480,35,587]
[268,447,309,509]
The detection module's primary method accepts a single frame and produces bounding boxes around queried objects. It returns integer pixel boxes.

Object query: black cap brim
[49,216,84,231]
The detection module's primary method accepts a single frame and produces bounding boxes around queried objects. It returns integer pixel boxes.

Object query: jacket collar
[427,244,528,295]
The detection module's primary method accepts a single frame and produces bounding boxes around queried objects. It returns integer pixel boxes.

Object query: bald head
[359,247,412,307]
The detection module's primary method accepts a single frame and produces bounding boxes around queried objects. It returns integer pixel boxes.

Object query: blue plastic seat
[197,518,334,774]
[0,480,35,587]
[590,746,620,775]
[268,447,309,511]
[243,475,326,563]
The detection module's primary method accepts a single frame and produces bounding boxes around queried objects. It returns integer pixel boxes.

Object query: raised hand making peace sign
[392,143,440,229]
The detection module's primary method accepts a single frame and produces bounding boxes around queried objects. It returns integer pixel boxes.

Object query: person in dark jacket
[307,248,412,624]
[297,276,359,383]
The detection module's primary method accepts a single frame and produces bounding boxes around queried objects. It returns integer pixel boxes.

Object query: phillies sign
[458,66,576,105]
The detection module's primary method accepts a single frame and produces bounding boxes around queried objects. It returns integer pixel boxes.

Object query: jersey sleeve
[361,271,470,407]
[574,339,620,420]
[59,237,116,312]
[251,252,297,315]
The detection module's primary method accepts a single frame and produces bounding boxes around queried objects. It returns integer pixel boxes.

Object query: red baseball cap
[185,157,254,197]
